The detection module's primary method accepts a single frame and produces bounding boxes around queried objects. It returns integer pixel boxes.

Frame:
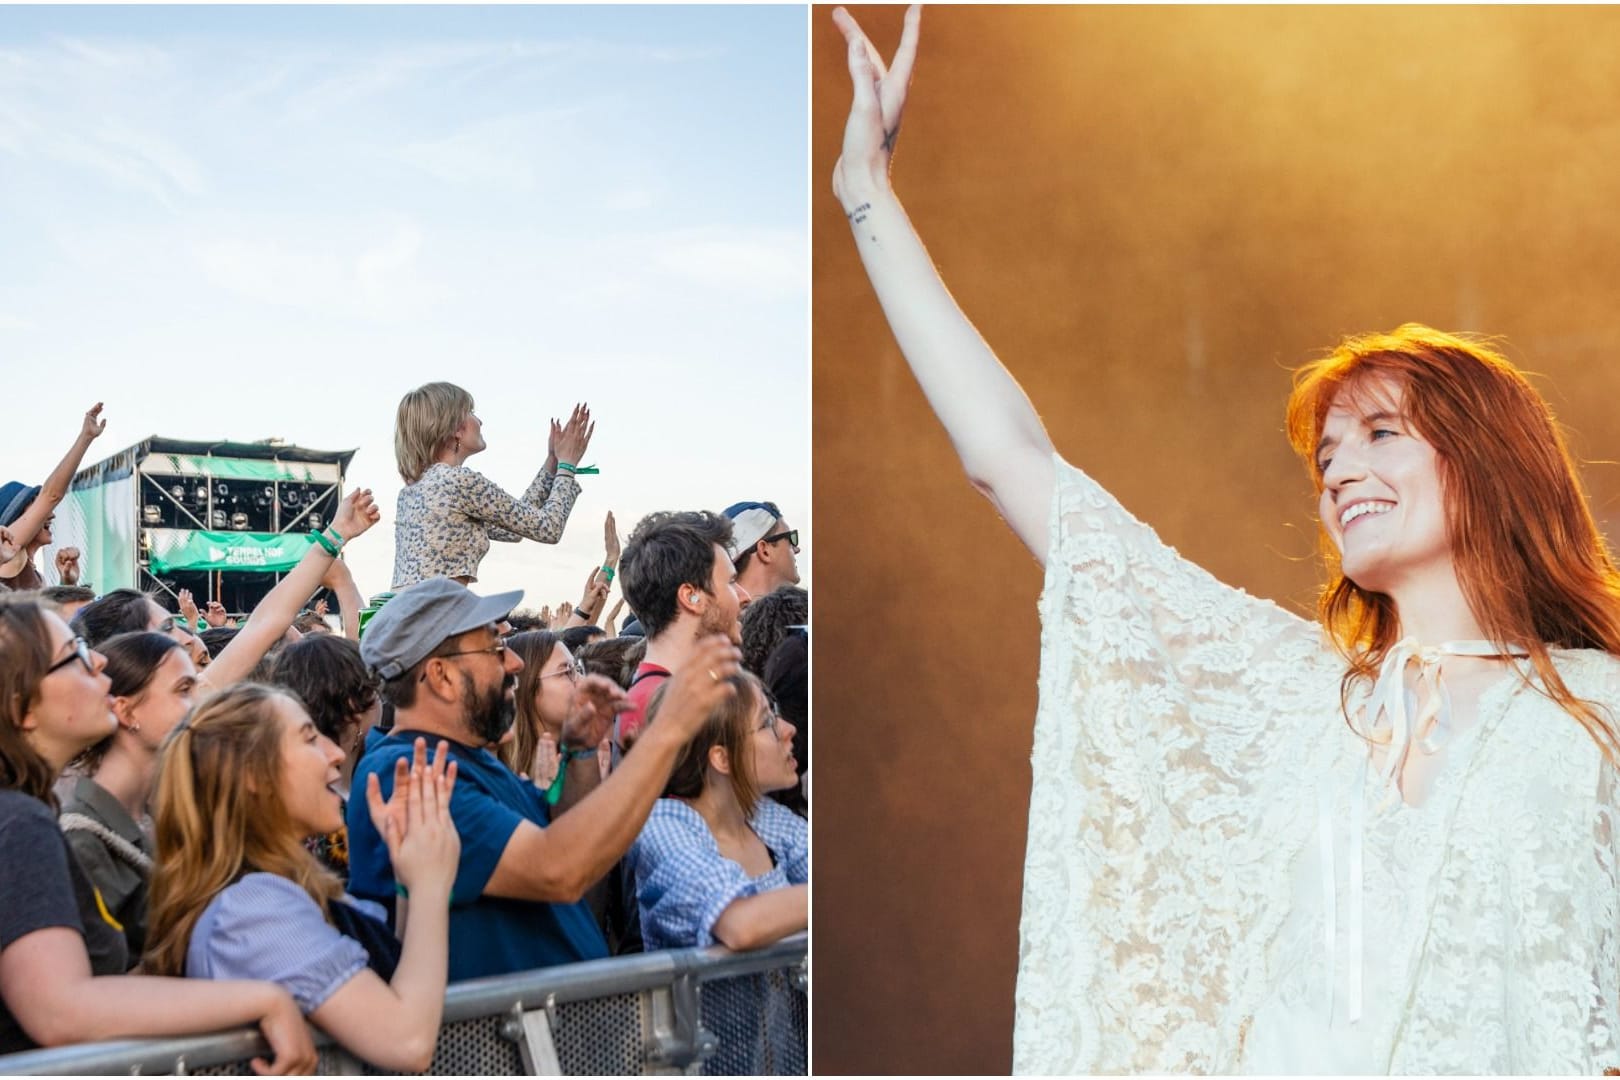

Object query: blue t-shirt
[346,729,608,981]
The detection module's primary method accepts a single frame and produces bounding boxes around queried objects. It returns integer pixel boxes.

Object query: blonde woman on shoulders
[392,382,594,588]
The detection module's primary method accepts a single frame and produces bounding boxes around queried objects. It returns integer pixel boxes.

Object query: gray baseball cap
[360,577,524,681]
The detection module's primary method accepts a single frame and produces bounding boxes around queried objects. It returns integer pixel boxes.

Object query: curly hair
[740,586,807,677]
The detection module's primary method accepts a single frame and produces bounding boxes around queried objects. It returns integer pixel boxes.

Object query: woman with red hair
[833,7,1620,1074]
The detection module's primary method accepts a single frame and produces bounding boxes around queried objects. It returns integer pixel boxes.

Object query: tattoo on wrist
[882,125,900,153]
[847,201,871,225]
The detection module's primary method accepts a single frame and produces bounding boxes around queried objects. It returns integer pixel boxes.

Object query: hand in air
[53,547,82,585]
[79,402,108,443]
[553,403,595,466]
[177,588,199,630]
[366,737,460,899]
[203,600,230,628]
[832,5,922,205]
[331,488,380,543]
[603,510,621,564]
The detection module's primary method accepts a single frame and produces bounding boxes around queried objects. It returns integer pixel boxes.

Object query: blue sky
[0,5,808,609]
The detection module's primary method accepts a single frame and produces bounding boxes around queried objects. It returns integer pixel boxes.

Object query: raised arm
[484,405,592,545]
[8,404,107,552]
[320,556,365,640]
[832,7,1056,563]
[484,636,742,902]
[200,489,380,690]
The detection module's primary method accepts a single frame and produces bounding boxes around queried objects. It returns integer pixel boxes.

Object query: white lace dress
[1013,456,1620,1074]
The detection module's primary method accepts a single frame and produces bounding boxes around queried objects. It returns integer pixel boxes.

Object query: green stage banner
[147,530,317,573]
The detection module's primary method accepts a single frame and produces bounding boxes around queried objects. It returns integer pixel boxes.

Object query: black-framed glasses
[539,659,586,684]
[763,529,799,550]
[45,636,95,677]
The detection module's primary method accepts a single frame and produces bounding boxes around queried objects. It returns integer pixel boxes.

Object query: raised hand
[554,403,594,466]
[538,604,553,628]
[578,566,610,619]
[331,487,380,543]
[79,402,108,443]
[560,674,631,751]
[652,635,743,742]
[312,597,329,617]
[531,731,560,787]
[52,547,82,585]
[832,5,922,204]
[203,600,230,628]
[177,588,200,630]
[603,510,621,565]
[366,737,460,899]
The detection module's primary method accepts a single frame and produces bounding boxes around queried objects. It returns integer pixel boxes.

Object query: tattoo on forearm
[882,125,900,153]
[847,202,871,225]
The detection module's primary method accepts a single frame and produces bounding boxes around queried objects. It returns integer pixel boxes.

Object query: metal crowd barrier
[0,935,807,1076]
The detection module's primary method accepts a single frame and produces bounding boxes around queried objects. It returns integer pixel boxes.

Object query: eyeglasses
[763,529,799,550]
[540,659,586,684]
[755,708,784,742]
[434,641,507,662]
[45,636,95,677]
[420,640,507,681]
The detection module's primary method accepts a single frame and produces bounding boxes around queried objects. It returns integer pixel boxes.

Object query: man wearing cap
[722,500,801,607]
[616,511,750,746]
[347,577,742,980]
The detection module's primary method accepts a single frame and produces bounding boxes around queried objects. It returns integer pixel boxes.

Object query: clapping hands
[366,737,460,900]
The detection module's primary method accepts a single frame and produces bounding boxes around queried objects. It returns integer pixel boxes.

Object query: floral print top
[391,463,580,587]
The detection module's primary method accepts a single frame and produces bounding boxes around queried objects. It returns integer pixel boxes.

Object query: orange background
[811,5,1620,1074]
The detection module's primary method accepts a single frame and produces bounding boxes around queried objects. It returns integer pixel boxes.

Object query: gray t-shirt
[0,789,128,1053]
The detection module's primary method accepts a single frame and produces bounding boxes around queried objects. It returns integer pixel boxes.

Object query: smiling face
[275,694,347,837]
[1315,376,1453,596]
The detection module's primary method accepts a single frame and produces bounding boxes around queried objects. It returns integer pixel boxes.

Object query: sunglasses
[763,529,799,550]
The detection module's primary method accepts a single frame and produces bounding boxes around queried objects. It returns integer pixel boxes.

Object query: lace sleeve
[450,466,580,545]
[1014,454,1347,1073]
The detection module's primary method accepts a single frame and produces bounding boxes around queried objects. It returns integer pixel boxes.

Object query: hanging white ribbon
[1318,638,1528,1028]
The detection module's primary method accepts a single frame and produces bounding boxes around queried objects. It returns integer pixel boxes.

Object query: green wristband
[600,565,615,584]
[311,529,340,557]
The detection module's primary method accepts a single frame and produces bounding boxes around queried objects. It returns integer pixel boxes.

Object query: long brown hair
[499,631,560,777]
[1286,324,1620,761]
[0,595,65,807]
[653,671,764,818]
[144,684,344,976]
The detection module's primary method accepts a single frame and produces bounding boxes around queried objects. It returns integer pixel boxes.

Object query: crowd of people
[0,389,808,1072]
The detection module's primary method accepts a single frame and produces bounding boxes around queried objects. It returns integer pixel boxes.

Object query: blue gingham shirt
[628,798,808,951]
